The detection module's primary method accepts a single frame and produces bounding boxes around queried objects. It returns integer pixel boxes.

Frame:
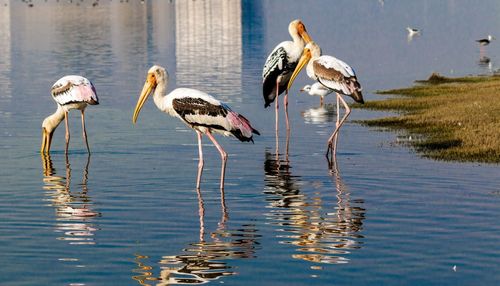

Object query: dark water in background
[0,0,499,285]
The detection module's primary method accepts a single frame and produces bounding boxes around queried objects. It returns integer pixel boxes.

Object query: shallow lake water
[1,0,499,285]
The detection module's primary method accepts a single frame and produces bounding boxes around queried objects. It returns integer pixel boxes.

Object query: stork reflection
[41,153,100,245]
[264,150,365,266]
[132,188,259,285]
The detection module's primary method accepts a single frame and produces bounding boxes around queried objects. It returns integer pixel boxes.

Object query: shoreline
[356,73,500,163]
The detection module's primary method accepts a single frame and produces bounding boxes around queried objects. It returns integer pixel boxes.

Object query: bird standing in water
[133,65,260,190]
[41,75,99,154]
[262,19,312,135]
[288,41,364,159]
[300,82,333,106]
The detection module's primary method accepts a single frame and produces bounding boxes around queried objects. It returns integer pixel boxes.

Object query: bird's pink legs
[81,110,91,153]
[284,89,290,132]
[326,93,351,159]
[205,131,227,190]
[64,111,70,153]
[196,130,204,190]
[274,80,280,155]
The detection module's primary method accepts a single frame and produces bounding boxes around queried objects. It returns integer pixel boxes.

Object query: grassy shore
[356,73,500,163]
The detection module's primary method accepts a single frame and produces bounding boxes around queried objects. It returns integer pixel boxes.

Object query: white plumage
[133,65,259,190]
[287,41,364,158]
[300,82,333,105]
[41,75,98,154]
[262,19,312,133]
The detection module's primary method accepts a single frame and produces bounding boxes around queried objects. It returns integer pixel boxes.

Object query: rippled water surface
[1,1,499,285]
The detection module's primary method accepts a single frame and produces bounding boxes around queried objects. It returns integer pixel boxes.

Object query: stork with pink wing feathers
[132,65,260,190]
[41,75,99,154]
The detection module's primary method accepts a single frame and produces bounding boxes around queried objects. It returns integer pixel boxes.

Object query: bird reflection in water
[478,55,493,73]
[301,103,336,125]
[264,150,365,266]
[132,188,260,285]
[41,153,100,245]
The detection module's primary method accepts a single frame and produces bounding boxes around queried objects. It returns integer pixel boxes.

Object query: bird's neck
[44,105,65,133]
[153,79,169,112]
[306,60,317,80]
[290,29,305,49]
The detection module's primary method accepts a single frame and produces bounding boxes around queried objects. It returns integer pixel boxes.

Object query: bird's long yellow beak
[301,30,312,44]
[133,74,156,124]
[287,48,312,91]
[40,128,53,154]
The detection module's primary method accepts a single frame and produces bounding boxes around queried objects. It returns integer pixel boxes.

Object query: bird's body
[406,27,420,36]
[41,75,98,153]
[288,41,363,158]
[300,82,333,105]
[133,65,259,190]
[153,87,258,142]
[477,35,495,46]
[262,19,312,133]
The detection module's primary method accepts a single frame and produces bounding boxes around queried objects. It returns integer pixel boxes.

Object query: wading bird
[288,41,364,158]
[300,82,333,106]
[41,75,99,154]
[133,65,260,190]
[262,19,312,134]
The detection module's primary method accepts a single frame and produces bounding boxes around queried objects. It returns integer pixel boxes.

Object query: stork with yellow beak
[287,41,364,158]
[41,75,99,154]
[133,65,260,190]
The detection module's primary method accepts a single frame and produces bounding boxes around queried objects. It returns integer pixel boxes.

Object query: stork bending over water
[262,19,312,135]
[133,65,260,190]
[288,41,364,159]
[41,75,99,154]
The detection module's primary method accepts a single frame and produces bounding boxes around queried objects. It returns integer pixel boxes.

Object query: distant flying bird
[288,41,364,158]
[476,35,495,46]
[41,75,99,154]
[300,82,333,106]
[262,19,312,134]
[133,65,260,190]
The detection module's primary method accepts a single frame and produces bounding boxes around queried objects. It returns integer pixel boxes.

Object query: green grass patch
[356,73,500,163]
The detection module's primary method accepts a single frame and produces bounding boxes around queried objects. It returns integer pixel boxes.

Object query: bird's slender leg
[275,79,280,135]
[284,89,290,132]
[205,131,227,190]
[196,130,204,190]
[274,80,280,156]
[327,94,351,157]
[64,111,70,153]
[333,94,341,159]
[327,94,340,159]
[81,110,91,153]
[320,96,324,107]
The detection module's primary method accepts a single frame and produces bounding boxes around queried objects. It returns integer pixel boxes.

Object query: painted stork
[132,65,260,190]
[287,41,364,158]
[262,19,312,134]
[41,75,99,154]
[300,82,333,106]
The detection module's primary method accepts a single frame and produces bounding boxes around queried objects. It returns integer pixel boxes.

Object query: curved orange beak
[133,73,157,124]
[287,48,312,91]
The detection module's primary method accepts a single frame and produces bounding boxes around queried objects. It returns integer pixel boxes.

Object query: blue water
[0,0,499,285]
